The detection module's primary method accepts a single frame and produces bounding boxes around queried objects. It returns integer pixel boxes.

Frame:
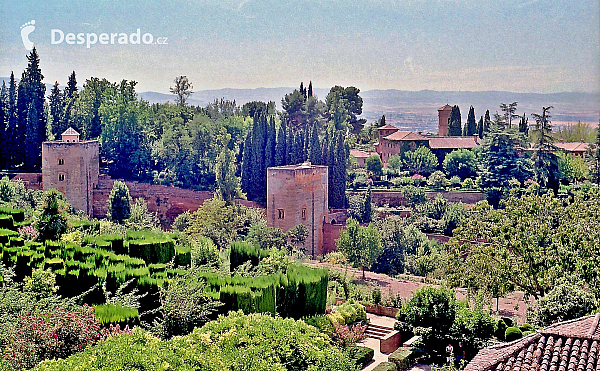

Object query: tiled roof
[384,131,428,141]
[62,127,80,136]
[438,104,452,111]
[555,142,590,153]
[349,149,373,158]
[428,136,480,149]
[377,124,400,131]
[465,314,600,371]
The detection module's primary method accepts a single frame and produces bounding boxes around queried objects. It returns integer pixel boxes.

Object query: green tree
[483,110,491,137]
[169,75,193,106]
[465,105,477,136]
[531,106,559,193]
[443,149,477,179]
[476,116,484,139]
[448,105,462,136]
[107,181,132,224]
[558,151,588,183]
[0,82,6,169]
[215,146,244,205]
[336,217,382,279]
[48,81,63,138]
[387,154,402,170]
[36,189,68,241]
[530,278,597,327]
[402,146,438,176]
[5,72,19,169]
[325,86,365,133]
[588,126,600,185]
[500,102,518,128]
[518,113,528,135]
[365,155,383,176]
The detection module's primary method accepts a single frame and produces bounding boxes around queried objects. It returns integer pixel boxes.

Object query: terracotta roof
[62,127,80,136]
[465,314,600,371]
[428,136,480,149]
[377,124,400,131]
[384,131,428,141]
[555,142,590,153]
[438,104,452,111]
[349,149,373,158]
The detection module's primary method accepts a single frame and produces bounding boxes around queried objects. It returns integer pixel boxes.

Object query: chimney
[418,131,422,135]
[473,133,479,142]
[560,139,564,143]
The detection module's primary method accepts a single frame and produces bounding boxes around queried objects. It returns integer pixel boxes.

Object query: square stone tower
[438,104,452,136]
[42,128,99,215]
[267,162,328,258]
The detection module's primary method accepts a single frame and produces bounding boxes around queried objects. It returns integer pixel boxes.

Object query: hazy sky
[1,0,598,93]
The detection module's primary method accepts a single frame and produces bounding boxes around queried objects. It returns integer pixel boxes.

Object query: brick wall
[8,173,43,190]
[322,222,344,255]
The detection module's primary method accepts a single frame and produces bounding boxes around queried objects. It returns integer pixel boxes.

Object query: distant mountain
[2,76,597,133]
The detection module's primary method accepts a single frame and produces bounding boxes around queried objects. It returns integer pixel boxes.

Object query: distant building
[554,140,590,157]
[42,128,99,215]
[349,149,377,168]
[466,314,600,371]
[266,162,329,257]
[374,106,481,165]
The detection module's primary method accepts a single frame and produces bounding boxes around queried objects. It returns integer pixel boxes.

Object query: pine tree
[465,106,477,136]
[448,105,462,136]
[65,71,78,99]
[48,81,63,137]
[307,81,313,98]
[274,119,287,166]
[500,102,518,129]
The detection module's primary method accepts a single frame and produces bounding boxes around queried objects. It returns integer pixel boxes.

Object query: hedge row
[93,304,139,327]
[372,362,398,371]
[353,346,374,367]
[229,241,270,271]
[0,206,25,223]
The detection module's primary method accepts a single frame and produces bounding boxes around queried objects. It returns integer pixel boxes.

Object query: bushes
[229,241,269,271]
[388,347,417,370]
[373,362,398,371]
[277,264,329,319]
[37,311,359,371]
[352,346,374,367]
[495,318,507,340]
[505,327,523,342]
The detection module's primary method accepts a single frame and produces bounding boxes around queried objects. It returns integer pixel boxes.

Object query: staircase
[365,323,394,339]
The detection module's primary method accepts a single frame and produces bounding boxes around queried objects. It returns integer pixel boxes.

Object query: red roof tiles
[377,124,400,131]
[438,104,452,111]
[465,314,600,371]
[383,131,428,141]
[428,136,480,149]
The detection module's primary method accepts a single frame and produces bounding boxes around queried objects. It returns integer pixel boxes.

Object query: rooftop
[384,131,428,141]
[465,314,600,371]
[428,136,480,149]
[377,124,400,131]
[349,149,374,158]
[555,141,590,152]
[438,104,452,111]
[62,127,80,136]
[268,162,328,171]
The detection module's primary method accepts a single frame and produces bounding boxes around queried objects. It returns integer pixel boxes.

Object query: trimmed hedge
[0,215,14,230]
[0,206,25,223]
[505,327,523,342]
[0,229,18,245]
[94,304,139,327]
[373,362,398,371]
[229,241,269,271]
[519,323,535,332]
[353,346,374,367]
[388,347,417,370]
[495,318,507,340]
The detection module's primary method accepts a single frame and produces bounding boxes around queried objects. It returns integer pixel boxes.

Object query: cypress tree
[241,129,254,198]
[329,131,347,208]
[24,102,40,170]
[477,116,484,138]
[65,71,78,99]
[363,185,372,223]
[465,105,477,136]
[448,105,462,136]
[0,82,6,169]
[484,110,491,135]
[6,72,19,169]
[265,116,276,169]
[62,71,78,134]
[307,81,313,98]
[518,113,528,135]
[308,123,321,165]
[48,81,63,137]
[274,119,287,166]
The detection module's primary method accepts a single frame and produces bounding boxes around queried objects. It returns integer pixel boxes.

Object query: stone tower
[42,128,99,215]
[266,162,328,258]
[438,104,452,136]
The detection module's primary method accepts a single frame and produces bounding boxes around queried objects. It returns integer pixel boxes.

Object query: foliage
[372,362,398,371]
[190,235,221,268]
[403,147,438,176]
[37,311,358,371]
[448,105,462,136]
[336,217,382,278]
[443,149,477,179]
[93,304,138,327]
[531,107,560,193]
[504,327,523,342]
[35,189,68,242]
[350,345,374,367]
[169,75,193,106]
[365,155,383,176]
[107,181,131,224]
[332,322,368,349]
[23,268,57,298]
[325,251,347,265]
[215,146,244,205]
[427,171,448,190]
[449,299,495,357]
[529,278,597,327]
[558,151,589,183]
[387,155,403,170]
[125,197,159,231]
[401,185,427,207]
[372,217,429,275]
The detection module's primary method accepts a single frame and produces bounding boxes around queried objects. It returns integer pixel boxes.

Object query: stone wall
[322,222,344,255]
[364,190,484,207]
[8,173,43,190]
[92,175,261,227]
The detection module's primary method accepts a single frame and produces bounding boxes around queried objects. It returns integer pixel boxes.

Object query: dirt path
[311,262,533,322]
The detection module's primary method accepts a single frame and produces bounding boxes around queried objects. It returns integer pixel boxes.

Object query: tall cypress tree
[265,116,276,169]
[477,116,484,138]
[329,131,347,208]
[483,109,491,136]
[465,106,477,136]
[48,81,63,137]
[307,81,313,98]
[274,118,287,166]
[308,123,321,164]
[63,71,78,134]
[241,129,254,198]
[6,72,19,169]
[448,105,462,136]
[518,113,528,135]
[17,48,46,171]
[0,82,6,169]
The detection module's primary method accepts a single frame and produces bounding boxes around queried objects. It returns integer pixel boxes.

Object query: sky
[0,0,598,94]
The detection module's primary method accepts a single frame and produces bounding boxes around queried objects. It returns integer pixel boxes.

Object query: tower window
[302,208,307,220]
[58,174,65,181]
[277,209,285,219]
[58,159,64,165]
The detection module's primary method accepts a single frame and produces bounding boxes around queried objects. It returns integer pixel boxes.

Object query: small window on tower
[58,159,64,165]
[277,209,285,219]
[58,174,65,181]
[302,208,307,220]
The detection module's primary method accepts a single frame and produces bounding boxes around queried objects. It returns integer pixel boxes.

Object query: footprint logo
[20,20,36,51]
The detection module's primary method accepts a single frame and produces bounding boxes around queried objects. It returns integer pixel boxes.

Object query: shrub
[388,347,417,370]
[351,346,374,367]
[501,317,514,328]
[401,185,427,207]
[107,181,131,224]
[495,319,507,340]
[443,149,478,179]
[427,171,448,190]
[505,327,523,342]
[449,175,462,188]
[372,361,398,371]
[519,323,534,332]
[304,314,335,335]
[94,304,139,327]
[325,251,347,265]
[372,287,382,306]
[229,241,268,271]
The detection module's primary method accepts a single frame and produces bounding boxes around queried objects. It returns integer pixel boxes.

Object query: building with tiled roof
[465,314,600,371]
[555,141,590,157]
[349,149,376,168]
